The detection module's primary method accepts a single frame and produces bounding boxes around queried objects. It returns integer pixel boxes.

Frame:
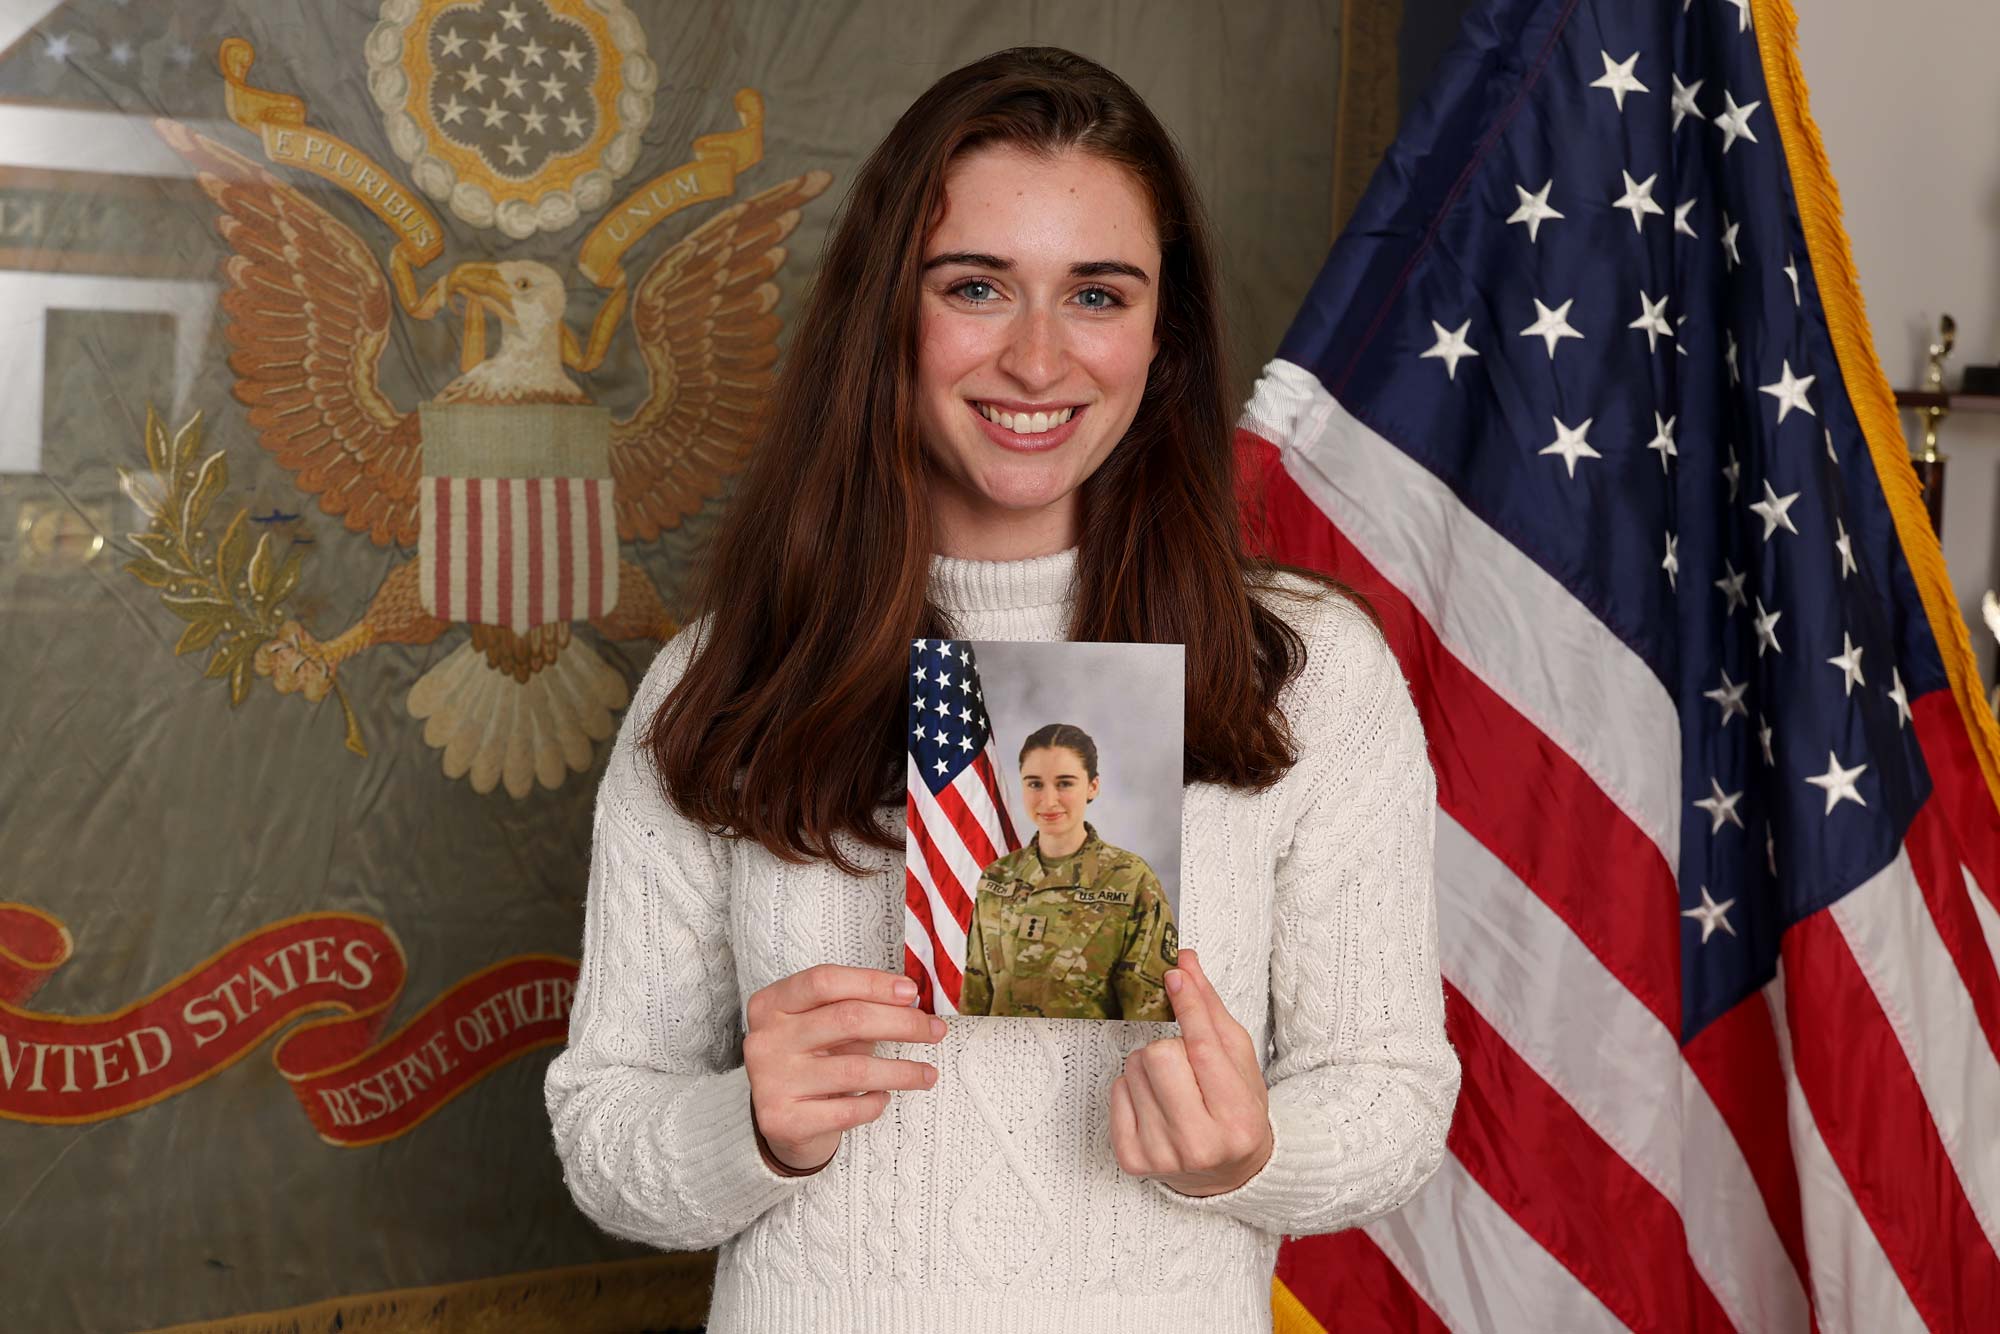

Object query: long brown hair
[647,46,1360,874]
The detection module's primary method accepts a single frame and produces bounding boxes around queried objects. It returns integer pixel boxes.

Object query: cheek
[1074,321,1158,394]
[917,312,993,390]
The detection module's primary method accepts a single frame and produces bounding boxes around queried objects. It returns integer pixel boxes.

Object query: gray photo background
[973,640,1183,915]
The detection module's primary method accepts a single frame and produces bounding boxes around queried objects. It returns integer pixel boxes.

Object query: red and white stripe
[418,475,616,631]
[904,746,1018,1015]
[1245,358,2000,1332]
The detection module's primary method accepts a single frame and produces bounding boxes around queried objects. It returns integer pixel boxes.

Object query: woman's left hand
[1110,947,1274,1196]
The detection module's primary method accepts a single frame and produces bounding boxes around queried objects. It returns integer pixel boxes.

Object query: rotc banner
[0,1,1377,1329]
[0,903,574,1147]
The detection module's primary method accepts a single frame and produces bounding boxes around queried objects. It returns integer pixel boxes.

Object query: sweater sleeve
[1153,597,1461,1235]
[543,630,806,1251]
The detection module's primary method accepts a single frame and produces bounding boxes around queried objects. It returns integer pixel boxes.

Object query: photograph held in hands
[904,637,1183,1020]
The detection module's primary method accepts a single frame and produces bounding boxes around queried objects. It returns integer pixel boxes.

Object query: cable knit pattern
[543,545,1460,1333]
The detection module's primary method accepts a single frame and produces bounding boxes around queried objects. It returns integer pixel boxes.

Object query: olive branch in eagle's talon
[118,405,367,756]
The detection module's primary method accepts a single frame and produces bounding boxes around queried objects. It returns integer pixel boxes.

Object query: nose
[996,304,1067,391]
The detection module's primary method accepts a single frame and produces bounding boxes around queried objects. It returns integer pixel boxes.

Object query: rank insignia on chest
[1020,915,1047,942]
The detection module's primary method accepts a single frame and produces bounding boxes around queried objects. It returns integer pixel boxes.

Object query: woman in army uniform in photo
[958,723,1179,1020]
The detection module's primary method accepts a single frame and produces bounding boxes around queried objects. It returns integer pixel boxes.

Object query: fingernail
[894,978,918,1001]
[924,1065,938,1087]
[1165,969,1184,994]
[929,1017,946,1039]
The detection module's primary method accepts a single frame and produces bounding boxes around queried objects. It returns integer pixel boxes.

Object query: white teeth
[976,403,1075,434]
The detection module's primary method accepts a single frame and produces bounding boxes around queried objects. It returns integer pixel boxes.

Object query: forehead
[1021,747,1088,774]
[930,144,1159,268]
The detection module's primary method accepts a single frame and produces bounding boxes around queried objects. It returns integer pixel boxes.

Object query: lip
[968,400,1086,453]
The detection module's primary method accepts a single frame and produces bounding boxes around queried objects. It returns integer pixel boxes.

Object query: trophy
[1910,314,1954,532]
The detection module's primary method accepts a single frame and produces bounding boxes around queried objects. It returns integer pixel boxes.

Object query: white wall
[1797,4,2000,689]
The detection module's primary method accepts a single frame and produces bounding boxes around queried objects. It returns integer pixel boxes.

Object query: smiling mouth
[966,400,1088,450]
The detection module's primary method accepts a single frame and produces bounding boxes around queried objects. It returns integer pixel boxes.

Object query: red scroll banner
[0,903,576,1147]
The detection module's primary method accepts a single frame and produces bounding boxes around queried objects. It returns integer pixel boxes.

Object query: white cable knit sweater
[543,545,1460,1334]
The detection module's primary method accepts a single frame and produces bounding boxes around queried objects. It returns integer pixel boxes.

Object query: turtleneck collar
[927,545,1078,617]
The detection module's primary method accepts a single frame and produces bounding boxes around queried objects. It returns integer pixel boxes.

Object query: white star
[1753,597,1783,656]
[499,70,527,99]
[1539,416,1602,478]
[560,109,587,137]
[1715,559,1748,614]
[1674,197,1699,238]
[1647,412,1678,470]
[1783,255,1801,304]
[498,2,528,31]
[931,695,950,716]
[1672,74,1705,131]
[540,73,568,102]
[1717,90,1762,153]
[1521,298,1585,359]
[438,27,468,58]
[1834,517,1856,579]
[1702,668,1749,726]
[1826,427,1838,463]
[1663,531,1679,589]
[40,32,75,62]
[959,704,973,723]
[1590,50,1649,111]
[1827,632,1866,696]
[519,37,548,66]
[1683,885,1738,943]
[1760,359,1817,423]
[1420,319,1480,380]
[1630,290,1673,351]
[1750,479,1801,540]
[1723,443,1741,501]
[440,96,468,125]
[933,755,950,778]
[1758,714,1776,766]
[1694,776,1746,833]
[558,42,586,71]
[912,722,927,741]
[1613,170,1666,232]
[1676,315,1690,357]
[522,107,548,134]
[958,733,975,752]
[1723,0,1753,34]
[479,32,509,63]
[458,65,489,93]
[1721,215,1742,270]
[1725,329,1741,384]
[1805,750,1868,814]
[1888,668,1912,728]
[938,672,955,692]
[1507,180,1564,242]
[480,100,510,129]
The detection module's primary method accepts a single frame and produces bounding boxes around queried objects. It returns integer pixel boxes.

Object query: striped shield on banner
[417,403,618,632]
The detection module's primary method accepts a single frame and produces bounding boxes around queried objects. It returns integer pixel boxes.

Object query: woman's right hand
[744,964,946,1173]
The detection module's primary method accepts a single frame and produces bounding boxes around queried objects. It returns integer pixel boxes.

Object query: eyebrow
[922,251,1151,286]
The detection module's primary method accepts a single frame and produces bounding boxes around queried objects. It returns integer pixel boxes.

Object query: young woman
[544,45,1458,1334]
[958,723,1181,1020]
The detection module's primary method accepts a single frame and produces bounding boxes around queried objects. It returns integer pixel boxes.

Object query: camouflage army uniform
[958,821,1180,1021]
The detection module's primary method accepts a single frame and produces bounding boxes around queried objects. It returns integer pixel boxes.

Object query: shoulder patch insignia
[1161,919,1179,966]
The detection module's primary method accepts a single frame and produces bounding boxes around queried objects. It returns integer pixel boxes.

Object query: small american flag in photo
[903,638,1020,1014]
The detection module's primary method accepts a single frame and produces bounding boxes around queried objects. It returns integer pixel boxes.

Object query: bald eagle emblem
[139,109,828,799]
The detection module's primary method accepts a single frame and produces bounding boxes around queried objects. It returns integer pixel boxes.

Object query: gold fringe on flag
[1755,0,2000,814]
[1274,1273,1330,1334]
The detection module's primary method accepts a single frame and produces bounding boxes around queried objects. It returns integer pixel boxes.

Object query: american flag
[903,638,1021,1015]
[1243,0,2000,1330]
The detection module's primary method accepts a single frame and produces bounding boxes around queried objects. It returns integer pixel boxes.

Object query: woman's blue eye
[951,280,995,302]
[1077,287,1122,309]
